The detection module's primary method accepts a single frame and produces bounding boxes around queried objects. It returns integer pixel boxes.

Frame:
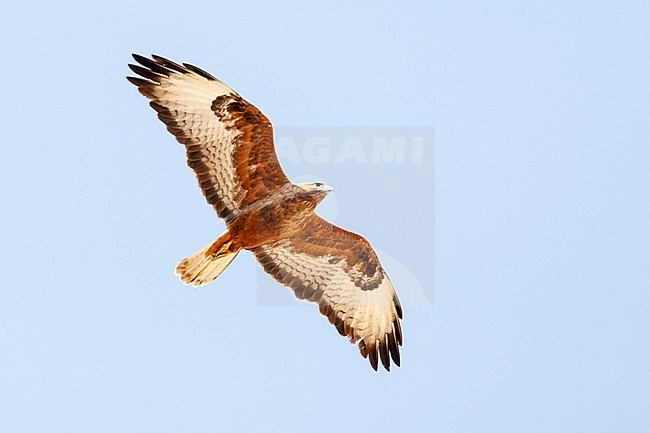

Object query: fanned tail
[175,233,239,287]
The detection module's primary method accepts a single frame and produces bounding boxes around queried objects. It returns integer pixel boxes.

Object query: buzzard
[127,54,403,371]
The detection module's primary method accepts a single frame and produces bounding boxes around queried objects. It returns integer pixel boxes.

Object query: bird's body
[127,54,403,371]
[225,183,329,251]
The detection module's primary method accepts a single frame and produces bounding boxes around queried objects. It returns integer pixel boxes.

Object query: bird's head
[297,182,334,205]
[298,182,334,194]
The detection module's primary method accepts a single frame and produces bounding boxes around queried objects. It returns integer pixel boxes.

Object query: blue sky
[1,1,649,432]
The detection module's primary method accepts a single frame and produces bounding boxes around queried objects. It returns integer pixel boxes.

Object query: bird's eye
[315,183,323,187]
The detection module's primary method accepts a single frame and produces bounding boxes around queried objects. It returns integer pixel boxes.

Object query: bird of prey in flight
[127,54,403,371]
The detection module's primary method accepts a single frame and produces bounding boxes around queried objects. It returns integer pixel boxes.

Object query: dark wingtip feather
[335,319,346,337]
[393,293,403,319]
[359,340,368,358]
[379,337,390,371]
[183,62,217,81]
[132,53,151,66]
[128,64,164,82]
[367,340,379,371]
[151,54,188,74]
[126,76,147,86]
[132,53,171,76]
[388,333,401,367]
[393,319,403,346]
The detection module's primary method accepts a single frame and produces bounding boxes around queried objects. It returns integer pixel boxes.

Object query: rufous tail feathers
[175,232,239,287]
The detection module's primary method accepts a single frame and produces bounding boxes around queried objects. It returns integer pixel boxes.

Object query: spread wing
[127,54,290,222]
[254,214,403,371]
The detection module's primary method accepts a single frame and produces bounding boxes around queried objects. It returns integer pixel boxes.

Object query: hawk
[127,54,403,371]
